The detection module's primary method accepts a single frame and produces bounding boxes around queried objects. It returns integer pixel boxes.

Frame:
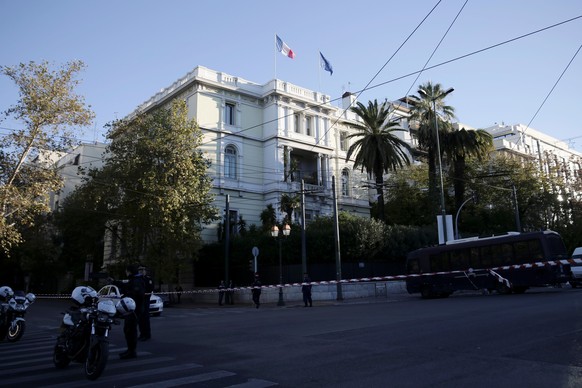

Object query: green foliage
[409,82,456,214]
[54,170,110,273]
[90,99,218,283]
[279,193,300,224]
[259,204,277,231]
[379,224,436,262]
[0,60,94,255]
[347,99,411,222]
[384,164,432,226]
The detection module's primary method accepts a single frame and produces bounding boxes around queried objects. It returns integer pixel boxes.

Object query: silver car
[97,285,163,316]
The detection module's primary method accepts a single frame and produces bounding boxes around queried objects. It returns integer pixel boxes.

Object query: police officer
[115,264,146,359]
[251,273,261,309]
[138,266,154,341]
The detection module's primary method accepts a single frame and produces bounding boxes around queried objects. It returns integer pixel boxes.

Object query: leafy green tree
[409,82,456,214]
[456,155,563,237]
[384,164,432,226]
[259,204,277,231]
[99,99,217,283]
[0,61,94,254]
[346,99,411,222]
[54,168,113,275]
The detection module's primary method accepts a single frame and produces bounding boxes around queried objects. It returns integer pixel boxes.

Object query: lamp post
[454,194,475,240]
[418,87,454,244]
[271,223,291,306]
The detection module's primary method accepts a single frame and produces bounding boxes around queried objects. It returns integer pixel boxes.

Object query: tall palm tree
[409,82,456,214]
[280,193,300,224]
[443,128,493,210]
[346,99,411,222]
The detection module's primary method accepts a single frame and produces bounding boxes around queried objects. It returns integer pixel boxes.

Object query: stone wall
[180,280,408,305]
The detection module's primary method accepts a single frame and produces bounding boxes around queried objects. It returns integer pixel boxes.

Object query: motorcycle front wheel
[85,339,109,380]
[6,320,25,342]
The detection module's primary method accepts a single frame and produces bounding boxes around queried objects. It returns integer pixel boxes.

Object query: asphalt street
[3,286,582,387]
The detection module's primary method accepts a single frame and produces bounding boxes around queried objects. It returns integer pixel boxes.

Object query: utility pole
[332,176,343,300]
[224,194,230,284]
[301,179,307,274]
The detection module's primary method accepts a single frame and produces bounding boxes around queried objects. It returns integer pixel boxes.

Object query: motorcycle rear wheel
[85,339,109,380]
[53,343,71,369]
[6,320,25,342]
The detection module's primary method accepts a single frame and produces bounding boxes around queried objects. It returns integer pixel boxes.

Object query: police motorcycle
[0,286,36,342]
[52,286,136,381]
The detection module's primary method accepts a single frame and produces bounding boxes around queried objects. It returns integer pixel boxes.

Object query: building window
[224,145,237,179]
[305,209,319,223]
[225,102,235,126]
[294,113,301,133]
[305,116,312,136]
[340,131,348,151]
[341,168,350,196]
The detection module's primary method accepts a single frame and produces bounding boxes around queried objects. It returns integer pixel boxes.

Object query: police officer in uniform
[138,266,154,341]
[115,264,146,359]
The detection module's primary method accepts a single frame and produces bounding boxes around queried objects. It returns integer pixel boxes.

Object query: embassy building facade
[130,66,414,242]
[49,66,581,269]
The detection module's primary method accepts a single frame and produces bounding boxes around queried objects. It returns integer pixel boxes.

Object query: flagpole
[318,50,321,94]
[274,34,277,81]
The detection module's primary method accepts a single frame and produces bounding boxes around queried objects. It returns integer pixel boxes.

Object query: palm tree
[346,99,411,222]
[443,128,493,210]
[280,193,300,224]
[409,82,456,214]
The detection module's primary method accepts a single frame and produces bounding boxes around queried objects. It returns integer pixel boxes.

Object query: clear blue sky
[1,0,581,151]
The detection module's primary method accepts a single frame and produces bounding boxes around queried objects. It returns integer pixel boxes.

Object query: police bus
[405,230,570,298]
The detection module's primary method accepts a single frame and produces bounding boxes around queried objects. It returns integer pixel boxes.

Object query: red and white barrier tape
[34,257,580,299]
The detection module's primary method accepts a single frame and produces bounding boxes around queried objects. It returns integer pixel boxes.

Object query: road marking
[42,363,204,388]
[127,370,236,387]
[226,378,279,387]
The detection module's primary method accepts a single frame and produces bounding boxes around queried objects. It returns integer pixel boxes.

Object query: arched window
[224,145,237,179]
[341,168,350,196]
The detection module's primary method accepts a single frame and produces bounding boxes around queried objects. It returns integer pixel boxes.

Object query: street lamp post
[418,87,454,244]
[454,194,475,240]
[271,224,291,306]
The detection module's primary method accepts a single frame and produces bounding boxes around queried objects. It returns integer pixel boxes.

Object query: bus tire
[497,283,512,295]
[512,286,527,294]
[420,286,433,299]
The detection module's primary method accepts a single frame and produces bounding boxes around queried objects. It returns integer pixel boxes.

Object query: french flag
[276,35,295,59]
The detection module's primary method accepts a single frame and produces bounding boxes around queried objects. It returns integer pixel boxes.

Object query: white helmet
[71,286,97,305]
[115,297,136,316]
[0,286,14,300]
[25,293,36,303]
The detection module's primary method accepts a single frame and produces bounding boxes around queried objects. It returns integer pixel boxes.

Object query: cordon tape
[34,258,582,299]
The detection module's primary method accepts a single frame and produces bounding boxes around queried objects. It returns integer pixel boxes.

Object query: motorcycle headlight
[97,300,116,316]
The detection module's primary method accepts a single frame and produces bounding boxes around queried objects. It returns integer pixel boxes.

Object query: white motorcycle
[53,286,135,380]
[0,286,36,342]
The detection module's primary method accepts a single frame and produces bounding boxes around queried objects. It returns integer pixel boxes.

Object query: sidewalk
[167,291,414,310]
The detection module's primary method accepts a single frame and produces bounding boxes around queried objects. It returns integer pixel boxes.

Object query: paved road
[2,287,582,387]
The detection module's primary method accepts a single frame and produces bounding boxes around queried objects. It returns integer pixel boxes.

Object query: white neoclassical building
[48,142,108,211]
[131,66,413,242]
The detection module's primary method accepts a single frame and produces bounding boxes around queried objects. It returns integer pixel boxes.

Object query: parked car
[569,247,582,288]
[97,285,164,316]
